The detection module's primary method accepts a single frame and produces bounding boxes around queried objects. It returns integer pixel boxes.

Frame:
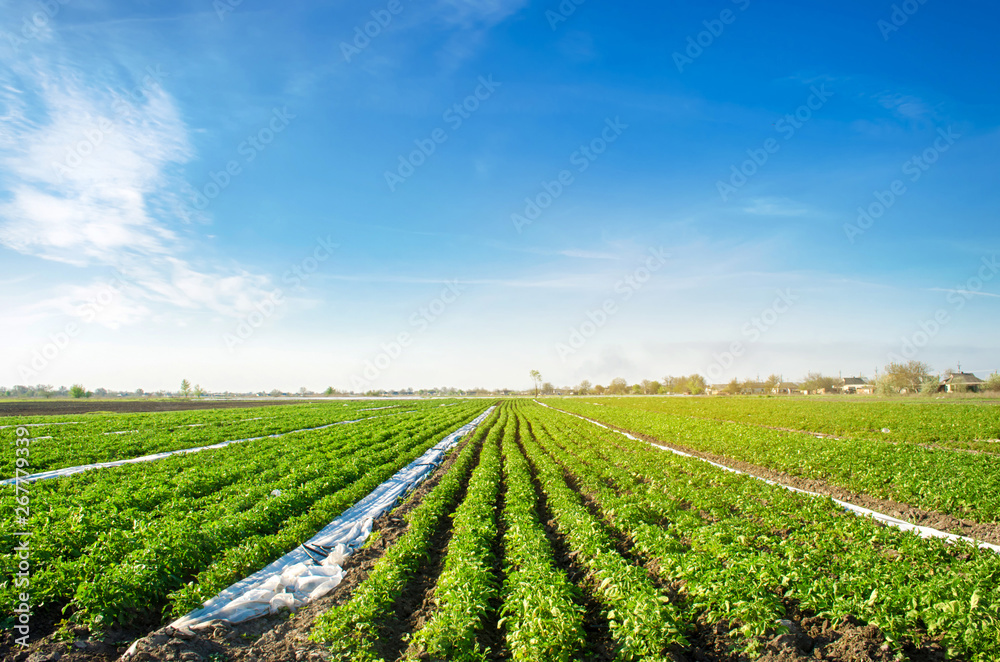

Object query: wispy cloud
[0,29,275,327]
[874,91,939,127]
[433,0,530,28]
[742,197,809,217]
[930,288,1000,299]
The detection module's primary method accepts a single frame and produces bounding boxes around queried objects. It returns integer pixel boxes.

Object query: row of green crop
[403,406,505,661]
[0,400,446,477]
[316,403,594,661]
[527,402,1000,661]
[558,395,1000,450]
[497,411,585,661]
[0,406,450,559]
[0,402,487,627]
[515,405,684,661]
[310,406,504,661]
[545,399,1000,523]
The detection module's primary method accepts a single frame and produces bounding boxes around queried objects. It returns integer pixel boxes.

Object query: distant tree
[299,386,309,396]
[884,360,932,393]
[541,382,555,395]
[135,388,144,396]
[93,387,109,397]
[985,373,1000,392]
[640,379,661,395]
[324,386,336,395]
[593,384,605,395]
[180,379,192,398]
[661,376,680,394]
[70,384,87,399]
[631,383,642,394]
[608,377,628,395]
[725,378,741,395]
[919,376,940,396]
[686,374,707,395]
[801,372,837,393]
[529,370,542,397]
[874,375,898,397]
[764,374,781,393]
[193,384,206,397]
[577,379,592,395]
[269,388,282,397]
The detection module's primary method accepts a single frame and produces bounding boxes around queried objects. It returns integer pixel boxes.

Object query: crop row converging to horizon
[2,396,999,661]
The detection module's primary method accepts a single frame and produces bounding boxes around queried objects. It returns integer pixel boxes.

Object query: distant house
[940,372,984,393]
[774,382,801,395]
[840,377,872,395]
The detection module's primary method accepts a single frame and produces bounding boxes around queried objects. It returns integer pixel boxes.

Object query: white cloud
[0,34,275,328]
[875,92,938,125]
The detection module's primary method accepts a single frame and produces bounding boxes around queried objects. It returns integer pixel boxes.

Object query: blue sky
[1,0,998,391]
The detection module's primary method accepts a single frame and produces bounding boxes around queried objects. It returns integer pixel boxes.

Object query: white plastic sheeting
[168,405,496,630]
[535,401,1000,555]
[0,411,418,487]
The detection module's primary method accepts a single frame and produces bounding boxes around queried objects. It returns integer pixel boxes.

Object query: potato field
[3,397,999,662]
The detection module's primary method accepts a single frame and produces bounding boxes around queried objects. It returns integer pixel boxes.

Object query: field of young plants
[3,397,1000,662]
